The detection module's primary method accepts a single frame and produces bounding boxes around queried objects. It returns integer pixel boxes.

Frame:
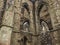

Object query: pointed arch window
[40,20,52,45]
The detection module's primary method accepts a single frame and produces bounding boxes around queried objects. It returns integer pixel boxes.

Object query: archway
[38,1,53,45]
[40,20,52,45]
[10,0,57,45]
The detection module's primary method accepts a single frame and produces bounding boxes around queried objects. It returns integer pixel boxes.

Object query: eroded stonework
[0,0,60,45]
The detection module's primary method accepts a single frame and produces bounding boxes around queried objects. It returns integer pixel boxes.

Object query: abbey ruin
[0,0,60,45]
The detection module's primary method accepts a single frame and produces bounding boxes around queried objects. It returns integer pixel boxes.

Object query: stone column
[45,0,60,45]
[0,0,14,45]
[47,0,60,29]
[11,0,22,45]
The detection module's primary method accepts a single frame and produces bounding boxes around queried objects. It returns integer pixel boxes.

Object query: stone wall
[44,0,60,45]
[0,0,60,45]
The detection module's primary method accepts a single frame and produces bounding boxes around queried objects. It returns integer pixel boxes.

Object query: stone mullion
[29,1,40,45]
[28,1,36,45]
[30,5,35,45]
[35,1,41,35]
[34,2,41,45]
[28,2,35,35]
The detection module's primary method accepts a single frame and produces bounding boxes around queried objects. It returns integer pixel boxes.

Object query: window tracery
[20,0,53,45]
[40,20,52,45]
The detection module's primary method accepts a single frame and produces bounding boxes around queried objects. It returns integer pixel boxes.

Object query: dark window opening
[22,2,30,14]
[18,36,28,45]
[40,20,52,45]
[23,36,27,45]
[23,20,30,32]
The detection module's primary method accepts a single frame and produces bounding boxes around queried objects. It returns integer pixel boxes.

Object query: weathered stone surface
[0,0,4,11]
[45,0,60,45]
[46,0,60,29]
[11,33,21,45]
[0,26,12,45]
[2,11,14,27]
[0,0,60,45]
[0,0,14,45]
[11,0,21,45]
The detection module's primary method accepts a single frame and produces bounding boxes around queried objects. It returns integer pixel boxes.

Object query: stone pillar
[11,0,22,45]
[47,0,60,29]
[45,0,60,45]
[0,0,14,45]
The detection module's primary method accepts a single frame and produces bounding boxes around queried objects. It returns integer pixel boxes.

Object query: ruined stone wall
[0,0,60,45]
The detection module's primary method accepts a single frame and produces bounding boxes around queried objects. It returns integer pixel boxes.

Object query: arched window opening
[23,20,30,32]
[39,2,53,30]
[22,2,30,14]
[40,20,52,45]
[41,21,49,33]
[23,36,28,45]
[18,36,28,45]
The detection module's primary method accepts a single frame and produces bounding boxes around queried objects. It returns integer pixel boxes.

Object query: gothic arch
[40,20,52,45]
[11,0,59,45]
[39,1,54,45]
[20,0,53,31]
[39,1,53,30]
